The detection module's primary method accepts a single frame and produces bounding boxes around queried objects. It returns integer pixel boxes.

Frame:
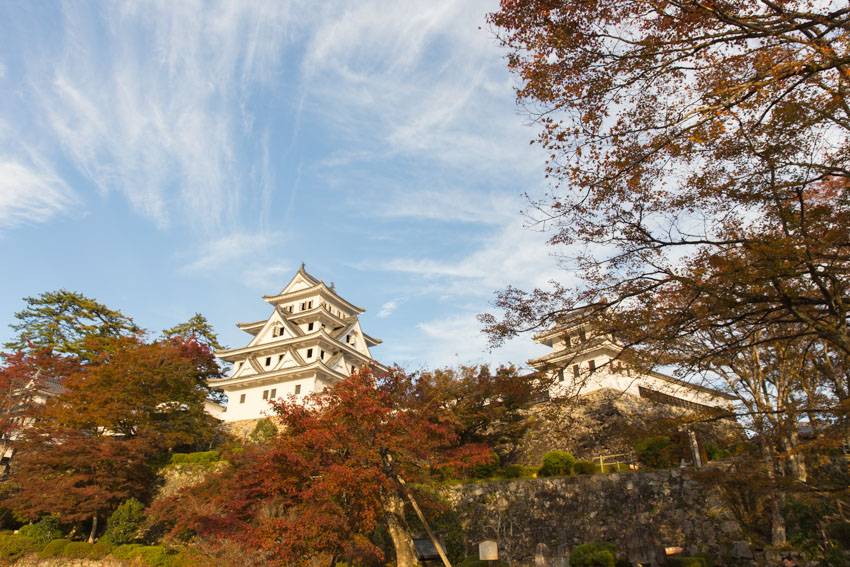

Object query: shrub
[114,543,187,566]
[105,497,145,545]
[90,539,111,559]
[113,543,146,560]
[705,443,731,461]
[0,534,39,558]
[634,436,674,468]
[170,450,220,466]
[471,453,500,479]
[38,539,70,558]
[574,460,601,475]
[571,542,617,567]
[18,517,63,547]
[62,541,93,558]
[248,419,278,443]
[502,464,525,478]
[538,451,575,477]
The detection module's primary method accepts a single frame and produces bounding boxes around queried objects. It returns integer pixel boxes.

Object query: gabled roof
[276,263,321,296]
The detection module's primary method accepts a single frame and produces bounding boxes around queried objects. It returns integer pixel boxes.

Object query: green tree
[162,313,223,350]
[5,290,138,357]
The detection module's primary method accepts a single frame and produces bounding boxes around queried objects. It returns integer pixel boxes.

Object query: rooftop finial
[330,281,335,291]
[300,261,306,271]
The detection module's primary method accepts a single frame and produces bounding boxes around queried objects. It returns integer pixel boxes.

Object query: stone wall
[442,470,753,567]
[13,557,130,567]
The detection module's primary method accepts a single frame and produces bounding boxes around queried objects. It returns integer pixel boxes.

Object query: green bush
[62,541,93,558]
[471,453,501,479]
[634,436,674,468]
[571,542,617,567]
[170,450,220,466]
[0,534,39,558]
[90,539,111,559]
[38,538,71,558]
[705,443,731,461]
[113,543,188,567]
[18,516,63,547]
[574,460,601,475]
[827,521,850,548]
[538,450,575,477]
[248,419,278,443]
[502,464,527,478]
[105,497,145,545]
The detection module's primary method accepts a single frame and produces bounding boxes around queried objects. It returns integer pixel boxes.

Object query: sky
[0,0,562,371]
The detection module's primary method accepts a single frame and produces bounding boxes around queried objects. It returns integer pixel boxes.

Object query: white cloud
[180,231,286,274]
[0,61,6,80]
[29,2,300,234]
[405,311,548,369]
[377,298,406,318]
[378,216,567,297]
[0,159,77,230]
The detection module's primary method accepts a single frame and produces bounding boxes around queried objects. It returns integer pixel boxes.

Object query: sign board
[479,539,498,561]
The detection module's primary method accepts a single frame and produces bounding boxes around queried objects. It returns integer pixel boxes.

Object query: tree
[162,313,224,350]
[5,290,138,357]
[414,365,550,463]
[483,1,850,355]
[152,367,491,567]
[5,337,221,540]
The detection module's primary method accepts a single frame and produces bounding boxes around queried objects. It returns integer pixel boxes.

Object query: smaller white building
[211,265,388,423]
[529,310,734,411]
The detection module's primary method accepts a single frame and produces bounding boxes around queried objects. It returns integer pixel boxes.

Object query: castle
[211,265,387,423]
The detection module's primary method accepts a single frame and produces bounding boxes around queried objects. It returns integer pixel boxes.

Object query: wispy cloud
[377,298,406,318]
[28,2,299,234]
[0,158,77,230]
[180,231,287,274]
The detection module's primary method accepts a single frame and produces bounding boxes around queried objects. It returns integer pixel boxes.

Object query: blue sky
[0,1,562,370]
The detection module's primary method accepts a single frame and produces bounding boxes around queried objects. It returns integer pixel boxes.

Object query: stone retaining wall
[442,470,754,566]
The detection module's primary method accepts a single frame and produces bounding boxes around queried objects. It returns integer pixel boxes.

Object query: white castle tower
[212,264,387,423]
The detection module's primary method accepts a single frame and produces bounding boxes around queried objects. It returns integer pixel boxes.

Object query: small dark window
[320,350,325,360]
[239,394,246,404]
[345,334,350,343]
[308,300,313,308]
[306,348,313,358]
[270,388,276,399]
[308,322,314,331]
[265,357,271,366]
[295,384,301,395]
[558,368,564,382]
[573,365,580,379]
[588,359,596,371]
[580,329,586,341]
[262,390,269,400]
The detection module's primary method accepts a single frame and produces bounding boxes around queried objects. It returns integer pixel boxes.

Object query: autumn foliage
[153,367,493,566]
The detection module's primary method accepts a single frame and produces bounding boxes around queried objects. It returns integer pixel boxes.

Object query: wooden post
[396,472,452,567]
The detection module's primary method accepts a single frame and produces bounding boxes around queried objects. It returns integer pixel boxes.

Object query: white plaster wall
[220,377,321,422]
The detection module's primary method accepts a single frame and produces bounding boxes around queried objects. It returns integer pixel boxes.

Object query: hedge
[38,539,71,558]
[538,451,575,477]
[574,460,601,475]
[0,534,39,559]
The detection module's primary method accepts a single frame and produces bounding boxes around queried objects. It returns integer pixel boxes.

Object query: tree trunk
[761,443,787,546]
[782,431,807,483]
[88,512,98,543]
[383,491,418,567]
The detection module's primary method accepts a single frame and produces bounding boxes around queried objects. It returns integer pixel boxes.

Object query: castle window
[262,390,269,400]
[320,350,325,360]
[307,348,313,358]
[345,334,350,343]
[558,368,564,382]
[580,329,587,341]
[573,365,580,379]
[295,384,301,395]
[239,394,246,404]
[308,300,313,308]
[588,359,596,371]
[300,302,306,310]
[270,388,276,399]
[308,322,314,331]
[265,357,272,367]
